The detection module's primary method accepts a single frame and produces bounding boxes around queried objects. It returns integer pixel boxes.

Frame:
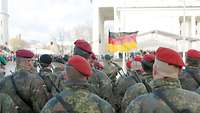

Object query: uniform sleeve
[31,78,49,113]
[0,93,18,113]
[40,98,65,113]
[95,95,116,113]
[125,98,142,113]
[97,71,113,100]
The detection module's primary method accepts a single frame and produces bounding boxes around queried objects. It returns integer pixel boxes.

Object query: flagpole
[122,52,126,73]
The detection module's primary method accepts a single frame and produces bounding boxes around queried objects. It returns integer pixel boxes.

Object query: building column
[191,16,196,38]
[92,6,100,55]
[114,7,120,32]
[196,16,200,39]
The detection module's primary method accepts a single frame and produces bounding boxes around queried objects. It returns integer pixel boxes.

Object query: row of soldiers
[0,39,200,113]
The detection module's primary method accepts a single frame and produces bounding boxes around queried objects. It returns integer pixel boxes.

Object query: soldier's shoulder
[89,93,115,112]
[126,83,146,94]
[40,96,61,113]
[175,88,200,99]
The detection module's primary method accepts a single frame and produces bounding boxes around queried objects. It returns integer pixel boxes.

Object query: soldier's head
[153,47,184,80]
[73,39,92,60]
[16,49,35,71]
[52,56,65,72]
[104,54,112,61]
[39,54,52,68]
[63,54,69,62]
[64,55,92,81]
[186,49,200,67]
[88,52,97,67]
[141,54,155,73]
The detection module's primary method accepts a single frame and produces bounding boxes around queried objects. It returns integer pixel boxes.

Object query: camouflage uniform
[112,71,139,113]
[52,63,66,91]
[121,73,153,113]
[196,87,200,94]
[40,80,115,113]
[125,79,200,113]
[103,61,118,84]
[179,66,200,91]
[0,69,49,113]
[39,68,58,96]
[0,93,18,113]
[0,68,5,80]
[88,68,113,104]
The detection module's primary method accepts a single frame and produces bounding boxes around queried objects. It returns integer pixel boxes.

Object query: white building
[0,0,8,45]
[92,0,200,54]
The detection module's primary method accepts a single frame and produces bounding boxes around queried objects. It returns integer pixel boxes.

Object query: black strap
[10,75,34,111]
[39,72,60,93]
[142,79,152,93]
[154,90,191,113]
[55,95,77,113]
[187,70,200,86]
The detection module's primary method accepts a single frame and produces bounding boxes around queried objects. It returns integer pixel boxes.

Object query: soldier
[121,54,155,113]
[73,39,113,103]
[113,56,143,113]
[102,54,119,83]
[41,55,115,113]
[52,56,66,91]
[39,54,58,96]
[88,52,113,104]
[125,47,200,113]
[0,55,7,79]
[0,93,18,113]
[179,49,200,91]
[0,49,49,113]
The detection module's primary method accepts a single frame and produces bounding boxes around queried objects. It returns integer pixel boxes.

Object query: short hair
[65,65,85,80]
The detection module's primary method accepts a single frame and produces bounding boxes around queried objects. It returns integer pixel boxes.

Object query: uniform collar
[152,78,181,91]
[64,80,90,90]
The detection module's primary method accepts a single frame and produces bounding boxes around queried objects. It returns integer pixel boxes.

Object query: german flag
[107,31,138,53]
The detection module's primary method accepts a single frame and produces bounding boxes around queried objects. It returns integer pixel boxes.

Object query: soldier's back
[88,68,113,102]
[41,82,115,113]
[121,83,148,113]
[0,93,18,113]
[179,67,200,91]
[0,69,49,113]
[126,87,200,113]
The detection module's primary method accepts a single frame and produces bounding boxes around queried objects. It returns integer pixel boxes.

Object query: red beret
[143,54,155,62]
[74,39,92,54]
[187,49,200,59]
[16,49,34,58]
[94,61,104,70]
[126,60,132,68]
[68,55,92,77]
[91,52,97,60]
[133,55,142,62]
[156,47,184,68]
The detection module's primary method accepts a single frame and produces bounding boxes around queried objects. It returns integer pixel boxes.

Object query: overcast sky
[8,0,92,42]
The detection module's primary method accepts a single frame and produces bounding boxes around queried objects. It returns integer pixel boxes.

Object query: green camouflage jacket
[125,78,200,113]
[179,66,200,91]
[40,80,115,113]
[0,69,49,113]
[53,67,65,92]
[0,69,5,80]
[0,93,18,113]
[121,73,153,113]
[39,68,58,96]
[88,68,113,103]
